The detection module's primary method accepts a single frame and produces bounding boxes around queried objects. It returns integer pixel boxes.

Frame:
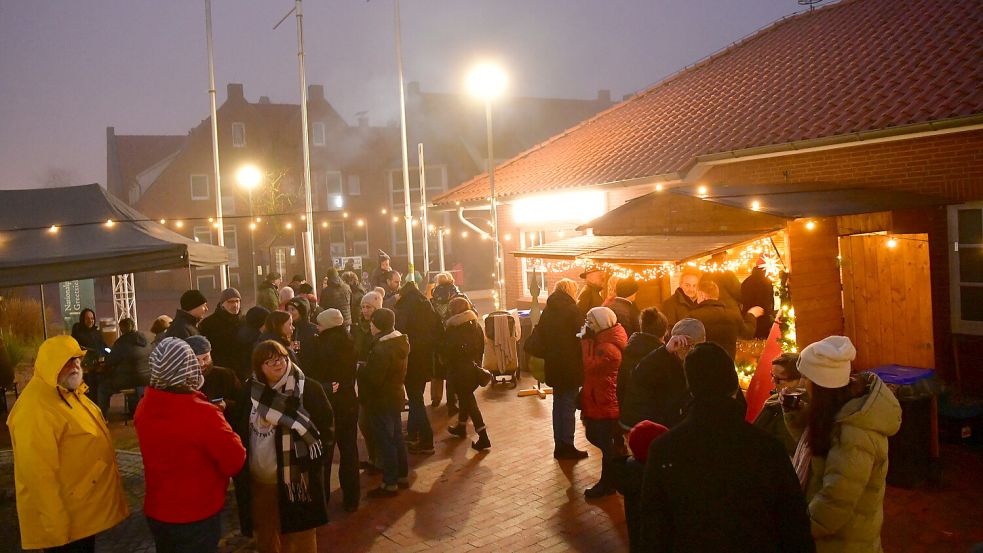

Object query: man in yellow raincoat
[8,335,129,551]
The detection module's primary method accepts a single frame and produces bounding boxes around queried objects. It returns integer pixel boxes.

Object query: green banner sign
[59,279,95,330]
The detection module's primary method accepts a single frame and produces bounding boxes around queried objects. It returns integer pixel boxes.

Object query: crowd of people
[8,258,905,553]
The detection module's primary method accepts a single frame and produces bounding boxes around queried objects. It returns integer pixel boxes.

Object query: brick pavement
[2,376,983,552]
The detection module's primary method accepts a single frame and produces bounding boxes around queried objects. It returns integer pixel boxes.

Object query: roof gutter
[684,115,983,181]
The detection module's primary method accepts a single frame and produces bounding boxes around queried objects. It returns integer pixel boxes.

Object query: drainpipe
[457,206,493,239]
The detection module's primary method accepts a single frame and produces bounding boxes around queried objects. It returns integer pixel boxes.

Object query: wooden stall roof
[671,184,951,218]
[512,232,766,265]
[577,190,787,236]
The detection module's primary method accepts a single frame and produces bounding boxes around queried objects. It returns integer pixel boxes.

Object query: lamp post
[466,61,508,309]
[236,165,262,296]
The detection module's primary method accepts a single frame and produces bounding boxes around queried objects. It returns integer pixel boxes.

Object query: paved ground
[3,376,983,552]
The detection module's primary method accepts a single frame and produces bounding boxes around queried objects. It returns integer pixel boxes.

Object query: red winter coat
[135,387,246,523]
[581,324,629,420]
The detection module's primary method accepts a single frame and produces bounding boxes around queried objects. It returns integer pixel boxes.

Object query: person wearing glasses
[231,340,334,553]
[752,352,804,456]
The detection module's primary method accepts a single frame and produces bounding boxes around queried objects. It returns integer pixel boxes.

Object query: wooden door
[839,233,934,370]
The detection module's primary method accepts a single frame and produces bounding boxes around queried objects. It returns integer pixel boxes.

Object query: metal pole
[485,101,504,309]
[437,228,446,272]
[418,143,431,283]
[205,0,227,289]
[395,0,415,283]
[295,0,317,287]
[248,190,257,296]
[39,284,48,339]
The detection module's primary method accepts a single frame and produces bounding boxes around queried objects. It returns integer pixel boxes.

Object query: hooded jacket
[608,297,641,337]
[310,325,359,416]
[358,330,410,413]
[7,338,129,549]
[430,282,463,320]
[439,310,485,393]
[741,267,777,339]
[661,287,699,328]
[532,290,585,390]
[620,346,691,430]
[103,329,152,390]
[318,276,352,326]
[394,288,441,383]
[580,323,629,420]
[199,305,245,372]
[235,306,270,381]
[793,373,901,553]
[256,279,279,313]
[287,297,319,371]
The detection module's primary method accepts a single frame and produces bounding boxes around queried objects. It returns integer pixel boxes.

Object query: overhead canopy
[513,232,766,265]
[0,183,229,287]
[671,184,951,218]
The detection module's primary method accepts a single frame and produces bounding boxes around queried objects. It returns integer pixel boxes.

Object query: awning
[512,232,767,265]
[671,184,951,218]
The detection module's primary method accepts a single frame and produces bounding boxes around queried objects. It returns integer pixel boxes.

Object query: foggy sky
[0,0,801,190]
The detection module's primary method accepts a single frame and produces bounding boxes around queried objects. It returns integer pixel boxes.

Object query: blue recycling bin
[869,365,940,488]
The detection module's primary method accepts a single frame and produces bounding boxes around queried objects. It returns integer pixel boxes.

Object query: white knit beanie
[316,308,345,330]
[361,290,384,310]
[587,306,618,332]
[797,336,856,389]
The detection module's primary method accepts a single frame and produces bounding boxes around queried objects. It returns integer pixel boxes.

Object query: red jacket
[135,387,246,523]
[581,324,629,420]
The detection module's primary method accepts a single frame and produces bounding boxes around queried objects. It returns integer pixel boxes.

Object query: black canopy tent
[0,183,228,287]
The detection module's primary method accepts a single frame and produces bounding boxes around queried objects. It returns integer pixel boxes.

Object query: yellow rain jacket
[7,335,129,549]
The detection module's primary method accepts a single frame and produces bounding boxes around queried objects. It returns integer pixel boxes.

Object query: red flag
[745,320,784,422]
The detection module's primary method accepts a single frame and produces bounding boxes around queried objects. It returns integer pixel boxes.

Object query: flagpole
[205,0,228,289]
[395,0,416,283]
[418,142,431,283]
[294,0,317,287]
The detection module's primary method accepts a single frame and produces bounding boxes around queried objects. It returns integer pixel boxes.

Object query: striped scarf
[250,363,323,502]
[149,337,203,392]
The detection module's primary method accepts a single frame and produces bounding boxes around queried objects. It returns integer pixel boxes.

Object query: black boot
[471,429,491,451]
[553,443,589,460]
[448,422,467,438]
[584,457,615,499]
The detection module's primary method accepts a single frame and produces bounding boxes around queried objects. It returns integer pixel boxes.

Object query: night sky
[0,0,802,190]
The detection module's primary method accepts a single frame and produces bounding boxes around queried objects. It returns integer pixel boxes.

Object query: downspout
[457,206,493,239]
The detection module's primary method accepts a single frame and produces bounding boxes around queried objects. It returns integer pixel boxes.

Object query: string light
[461,231,469,238]
[105,219,115,227]
[176,221,184,228]
[886,238,898,249]
[285,222,293,230]
[322,221,328,228]
[805,221,816,231]
[697,185,708,196]
[357,219,365,227]
[751,200,761,211]
[381,208,388,215]
[249,222,257,230]
[48,225,58,234]
[343,212,349,218]
[159,219,166,224]
[655,184,664,192]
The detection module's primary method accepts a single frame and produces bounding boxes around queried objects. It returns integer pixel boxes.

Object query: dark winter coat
[639,398,816,553]
[741,267,777,339]
[318,277,352,326]
[529,290,584,390]
[235,306,269,382]
[576,283,605,316]
[688,300,757,359]
[309,326,359,417]
[439,310,485,394]
[232,375,334,536]
[608,297,641,337]
[164,309,201,340]
[286,297,319,371]
[348,285,365,325]
[753,394,799,456]
[352,318,373,362]
[199,306,244,373]
[706,270,743,313]
[620,346,690,430]
[256,280,279,313]
[581,324,629,420]
[369,267,389,290]
[660,288,698,328]
[430,283,463,320]
[616,332,664,409]
[394,290,441,384]
[200,365,241,415]
[71,323,106,352]
[611,455,647,553]
[357,331,410,414]
[103,330,152,390]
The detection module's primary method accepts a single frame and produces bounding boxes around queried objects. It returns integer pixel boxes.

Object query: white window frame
[346,174,361,196]
[190,174,210,200]
[949,203,983,334]
[232,122,246,148]
[193,225,213,244]
[520,230,548,299]
[229,272,240,289]
[312,122,326,146]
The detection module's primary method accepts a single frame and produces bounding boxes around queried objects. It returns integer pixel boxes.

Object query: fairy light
[249,222,257,230]
[285,222,293,230]
[48,225,58,234]
[381,208,388,215]
[655,184,663,192]
[322,221,328,228]
[105,219,115,227]
[751,200,761,211]
[461,231,469,238]
[504,233,512,241]
[697,185,708,196]
[357,219,365,227]
[159,219,166,224]
[886,238,898,249]
[805,221,816,231]
[176,221,184,228]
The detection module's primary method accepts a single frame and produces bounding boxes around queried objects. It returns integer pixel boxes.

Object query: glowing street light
[236,164,263,288]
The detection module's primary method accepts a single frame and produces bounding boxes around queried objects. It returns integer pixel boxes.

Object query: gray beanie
[184,335,212,356]
[218,287,241,305]
[316,308,345,330]
[361,290,384,310]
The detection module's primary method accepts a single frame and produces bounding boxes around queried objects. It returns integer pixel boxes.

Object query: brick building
[107,82,613,320]
[431,0,983,393]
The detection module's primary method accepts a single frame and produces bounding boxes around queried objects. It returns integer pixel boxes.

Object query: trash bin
[516,310,533,372]
[869,365,941,488]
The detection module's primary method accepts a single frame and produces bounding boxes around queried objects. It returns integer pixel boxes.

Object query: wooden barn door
[839,233,934,371]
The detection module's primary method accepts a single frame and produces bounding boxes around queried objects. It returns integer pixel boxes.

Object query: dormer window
[232,122,246,147]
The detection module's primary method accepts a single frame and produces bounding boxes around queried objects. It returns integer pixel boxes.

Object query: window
[312,122,326,146]
[223,225,239,268]
[389,165,448,256]
[193,226,212,244]
[196,274,216,293]
[315,171,344,211]
[347,174,361,196]
[329,221,347,258]
[520,231,548,298]
[232,122,246,148]
[353,222,369,257]
[272,247,290,277]
[949,204,983,334]
[190,175,209,200]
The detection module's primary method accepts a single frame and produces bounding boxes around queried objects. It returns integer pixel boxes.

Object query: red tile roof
[433,0,983,205]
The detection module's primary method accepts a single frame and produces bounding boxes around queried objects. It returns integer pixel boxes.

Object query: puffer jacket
[792,373,901,553]
[358,331,410,414]
[7,336,129,549]
[103,329,152,390]
[319,277,352,326]
[580,323,628,420]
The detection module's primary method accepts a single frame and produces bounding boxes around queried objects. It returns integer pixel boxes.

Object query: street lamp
[236,165,262,295]
[466,61,508,309]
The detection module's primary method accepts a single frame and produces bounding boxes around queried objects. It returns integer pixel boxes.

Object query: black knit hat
[180,289,208,311]
[371,307,395,334]
[684,342,739,399]
[616,278,639,298]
